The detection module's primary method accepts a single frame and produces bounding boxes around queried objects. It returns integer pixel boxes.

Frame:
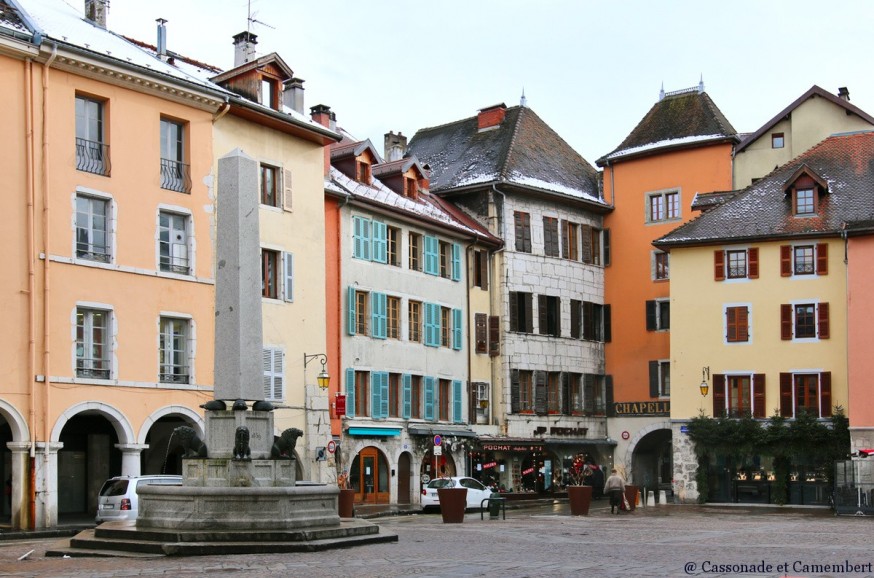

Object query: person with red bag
[604,469,626,514]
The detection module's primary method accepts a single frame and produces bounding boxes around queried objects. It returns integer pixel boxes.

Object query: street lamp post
[304,353,330,390]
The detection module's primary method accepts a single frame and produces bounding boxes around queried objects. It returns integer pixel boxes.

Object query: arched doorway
[631,428,672,493]
[58,414,121,518]
[397,452,412,504]
[141,415,194,475]
[349,447,389,504]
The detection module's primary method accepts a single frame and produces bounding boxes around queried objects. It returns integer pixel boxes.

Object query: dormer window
[783,165,827,217]
[405,176,418,199]
[356,160,372,184]
[261,77,279,110]
[795,188,814,215]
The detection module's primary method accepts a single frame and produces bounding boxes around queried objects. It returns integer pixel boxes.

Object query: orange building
[596,82,738,490]
[846,227,874,454]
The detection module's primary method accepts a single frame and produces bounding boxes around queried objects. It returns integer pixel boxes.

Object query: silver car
[95,475,182,522]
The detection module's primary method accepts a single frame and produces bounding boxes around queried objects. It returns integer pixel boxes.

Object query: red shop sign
[334,395,347,417]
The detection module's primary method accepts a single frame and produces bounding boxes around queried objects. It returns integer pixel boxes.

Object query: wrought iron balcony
[160,158,192,193]
[76,358,111,379]
[159,246,190,275]
[75,138,111,176]
[76,244,111,263]
[160,365,190,384]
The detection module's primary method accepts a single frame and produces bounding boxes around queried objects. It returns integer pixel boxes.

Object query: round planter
[567,485,593,516]
[624,485,639,511]
[338,488,355,518]
[437,487,468,523]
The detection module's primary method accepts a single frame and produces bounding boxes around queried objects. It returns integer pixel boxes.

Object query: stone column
[116,443,149,477]
[33,442,62,530]
[6,442,31,530]
[306,383,332,483]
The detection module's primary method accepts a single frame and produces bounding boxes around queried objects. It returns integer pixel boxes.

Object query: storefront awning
[346,426,402,437]
[407,425,477,438]
[542,438,617,447]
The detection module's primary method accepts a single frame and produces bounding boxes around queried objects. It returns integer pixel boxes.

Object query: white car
[421,477,493,512]
[95,475,183,522]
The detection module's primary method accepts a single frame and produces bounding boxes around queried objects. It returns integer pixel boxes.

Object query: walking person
[604,468,626,514]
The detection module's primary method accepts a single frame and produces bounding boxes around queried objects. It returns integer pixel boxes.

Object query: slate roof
[406,106,604,207]
[0,1,30,39]
[735,85,874,154]
[596,88,738,165]
[690,190,740,212]
[654,130,874,247]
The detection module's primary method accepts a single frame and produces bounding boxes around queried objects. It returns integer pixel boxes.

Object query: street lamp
[699,366,710,397]
[304,353,330,390]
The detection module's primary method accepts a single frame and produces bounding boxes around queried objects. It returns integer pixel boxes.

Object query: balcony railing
[76,358,111,379]
[159,243,190,275]
[160,158,192,193]
[160,365,190,384]
[76,138,111,176]
[76,244,111,263]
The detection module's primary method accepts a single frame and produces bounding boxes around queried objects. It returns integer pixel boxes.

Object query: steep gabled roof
[211,51,294,84]
[372,156,427,180]
[735,85,874,154]
[407,105,604,206]
[331,139,381,163]
[654,130,874,247]
[596,88,738,166]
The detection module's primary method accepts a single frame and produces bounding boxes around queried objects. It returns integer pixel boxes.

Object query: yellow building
[1,0,227,528]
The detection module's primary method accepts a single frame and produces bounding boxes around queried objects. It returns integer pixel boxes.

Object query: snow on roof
[603,134,726,161]
[507,171,603,203]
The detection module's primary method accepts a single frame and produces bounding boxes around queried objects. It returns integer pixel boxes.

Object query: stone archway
[623,421,672,491]
[0,399,30,443]
[139,406,205,476]
[51,401,135,445]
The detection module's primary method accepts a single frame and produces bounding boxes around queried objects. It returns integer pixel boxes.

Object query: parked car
[95,475,182,523]
[421,476,492,512]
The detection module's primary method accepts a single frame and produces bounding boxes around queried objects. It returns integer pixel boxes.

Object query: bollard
[647,490,655,507]
[659,490,667,505]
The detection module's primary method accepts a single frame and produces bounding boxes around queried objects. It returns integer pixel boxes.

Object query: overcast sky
[100,0,874,164]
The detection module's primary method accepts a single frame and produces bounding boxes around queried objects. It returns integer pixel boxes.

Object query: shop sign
[481,443,543,453]
[482,461,497,470]
[521,467,535,475]
[534,426,589,436]
[612,401,669,416]
[334,395,346,416]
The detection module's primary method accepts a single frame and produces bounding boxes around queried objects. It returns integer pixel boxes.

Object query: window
[562,220,579,261]
[516,370,534,413]
[649,360,670,397]
[514,211,531,253]
[387,226,401,266]
[653,251,669,280]
[75,95,109,175]
[570,299,582,339]
[355,371,369,417]
[714,248,758,281]
[75,195,110,262]
[475,313,487,354]
[474,382,489,420]
[261,249,279,299]
[388,373,400,418]
[647,190,680,223]
[356,160,372,184]
[713,374,766,418]
[567,374,583,415]
[439,241,450,278]
[76,308,110,379]
[440,307,451,347]
[772,132,784,148]
[781,302,829,340]
[583,302,610,342]
[261,77,278,109]
[583,374,606,415]
[159,317,189,384]
[488,315,500,357]
[159,211,190,274]
[409,232,422,271]
[538,295,561,337]
[262,346,284,401]
[725,306,750,343]
[260,164,279,207]
[356,290,369,335]
[409,300,422,342]
[473,249,489,289]
[404,176,418,198]
[780,372,832,418]
[645,299,670,331]
[795,188,815,215]
[547,372,561,413]
[781,244,828,276]
[590,227,602,266]
[160,118,190,193]
[387,296,400,339]
[509,292,534,333]
[439,379,450,421]
[543,216,559,257]
[410,375,422,419]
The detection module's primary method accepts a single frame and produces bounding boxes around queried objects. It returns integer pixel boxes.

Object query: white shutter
[262,348,273,399]
[282,168,293,211]
[263,347,284,401]
[272,348,284,400]
[283,252,294,302]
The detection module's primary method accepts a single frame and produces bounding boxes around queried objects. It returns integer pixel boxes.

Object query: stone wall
[671,421,699,503]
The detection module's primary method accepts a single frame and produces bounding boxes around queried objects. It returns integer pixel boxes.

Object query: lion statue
[271,427,303,459]
[233,425,251,461]
[173,425,207,458]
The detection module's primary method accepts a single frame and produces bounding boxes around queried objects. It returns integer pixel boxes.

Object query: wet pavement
[0,500,872,577]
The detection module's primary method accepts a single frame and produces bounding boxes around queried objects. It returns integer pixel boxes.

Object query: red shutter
[780,304,792,340]
[780,373,793,417]
[488,315,500,357]
[748,248,759,279]
[780,245,792,276]
[738,307,749,342]
[726,307,737,342]
[714,251,725,281]
[753,374,766,418]
[816,243,828,275]
[712,374,725,417]
[820,372,832,417]
[818,302,830,339]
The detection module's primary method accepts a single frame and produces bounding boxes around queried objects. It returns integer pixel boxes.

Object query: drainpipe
[489,184,507,435]
[212,101,230,123]
[40,41,58,529]
[24,55,36,531]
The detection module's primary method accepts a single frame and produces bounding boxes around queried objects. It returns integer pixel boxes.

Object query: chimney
[384,131,407,162]
[282,78,305,114]
[156,18,168,61]
[477,103,507,131]
[838,87,850,101]
[232,31,258,67]
[84,0,108,28]
[310,105,333,176]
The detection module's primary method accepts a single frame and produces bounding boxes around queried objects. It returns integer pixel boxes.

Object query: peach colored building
[1,1,226,528]
[846,228,874,453]
[596,83,737,489]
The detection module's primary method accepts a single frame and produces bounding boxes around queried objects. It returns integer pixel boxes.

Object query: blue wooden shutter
[352,216,365,259]
[345,368,355,417]
[452,308,463,350]
[452,379,463,423]
[402,374,412,419]
[379,372,389,418]
[372,292,387,339]
[371,372,388,419]
[347,286,356,335]
[424,303,437,347]
[424,235,439,275]
[451,243,462,281]
[424,376,436,421]
[372,221,387,263]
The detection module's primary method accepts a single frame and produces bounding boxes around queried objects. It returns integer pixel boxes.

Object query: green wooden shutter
[424,303,436,346]
[424,376,436,421]
[451,243,462,281]
[347,286,356,335]
[402,374,412,419]
[452,379,463,423]
[370,372,381,418]
[452,308,463,350]
[372,292,387,339]
[424,235,439,275]
[345,368,356,417]
[372,221,387,263]
[352,216,364,259]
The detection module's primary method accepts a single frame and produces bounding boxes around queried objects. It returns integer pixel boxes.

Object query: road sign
[433,435,442,446]
[326,440,337,454]
[433,445,442,456]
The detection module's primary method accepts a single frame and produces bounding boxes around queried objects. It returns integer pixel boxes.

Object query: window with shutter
[488,315,500,356]
[283,252,294,302]
[603,228,611,266]
[712,374,726,417]
[452,380,463,423]
[355,371,369,417]
[534,371,548,415]
[402,374,412,418]
[714,250,725,281]
[424,376,436,421]
[371,292,387,339]
[345,368,356,417]
[816,243,828,275]
[726,306,750,343]
[752,374,766,418]
[820,371,832,417]
[424,235,439,275]
[473,249,489,289]
[570,300,581,338]
[475,313,487,353]
[452,308,463,350]
[424,303,439,347]
[371,221,387,264]
[262,347,284,401]
[543,217,559,257]
[282,168,293,211]
[780,245,792,277]
[510,369,520,413]
[451,243,462,281]
[513,211,531,253]
[352,216,372,260]
[347,286,356,335]
[581,225,593,264]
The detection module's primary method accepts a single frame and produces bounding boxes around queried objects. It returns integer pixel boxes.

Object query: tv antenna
[247,0,275,34]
